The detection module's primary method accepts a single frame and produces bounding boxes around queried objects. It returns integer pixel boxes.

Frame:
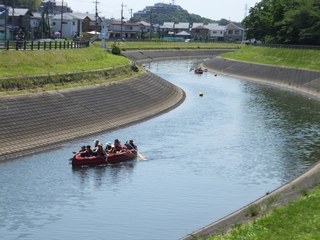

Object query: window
[73,21,75,25]
[228,30,233,34]
[212,31,217,34]
[53,22,56,25]
[235,30,239,34]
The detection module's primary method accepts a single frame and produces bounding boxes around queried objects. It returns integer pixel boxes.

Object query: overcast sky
[67,0,261,23]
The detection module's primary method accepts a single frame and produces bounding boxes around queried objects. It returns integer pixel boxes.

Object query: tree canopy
[130,10,241,27]
[1,0,41,10]
[242,0,320,45]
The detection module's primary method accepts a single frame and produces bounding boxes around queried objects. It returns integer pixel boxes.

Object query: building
[51,13,82,38]
[6,7,33,40]
[191,25,209,40]
[133,2,186,18]
[108,21,151,40]
[224,22,244,42]
[205,23,225,41]
[159,22,174,38]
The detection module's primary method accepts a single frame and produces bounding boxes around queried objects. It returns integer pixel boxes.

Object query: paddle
[128,141,147,160]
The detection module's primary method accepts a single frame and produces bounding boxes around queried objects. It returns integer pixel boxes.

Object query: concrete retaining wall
[122,49,235,63]
[0,71,185,161]
[202,57,320,100]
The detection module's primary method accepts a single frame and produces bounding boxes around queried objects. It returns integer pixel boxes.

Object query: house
[51,13,82,38]
[206,25,226,41]
[159,22,174,38]
[174,22,190,35]
[191,25,209,40]
[191,22,204,28]
[6,7,33,39]
[71,12,102,33]
[29,12,42,40]
[224,22,244,42]
[109,21,151,39]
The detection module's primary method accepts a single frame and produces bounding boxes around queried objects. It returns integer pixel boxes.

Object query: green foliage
[130,10,241,26]
[245,204,261,217]
[5,0,41,10]
[0,45,130,78]
[206,186,320,240]
[111,42,121,55]
[242,0,320,45]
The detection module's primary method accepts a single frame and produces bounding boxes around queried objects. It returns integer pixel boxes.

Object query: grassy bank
[0,45,130,78]
[220,45,320,71]
[202,186,320,240]
[106,41,241,50]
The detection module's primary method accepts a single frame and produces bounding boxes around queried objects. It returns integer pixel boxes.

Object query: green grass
[220,45,320,71]
[204,186,320,240]
[0,45,130,78]
[107,40,241,50]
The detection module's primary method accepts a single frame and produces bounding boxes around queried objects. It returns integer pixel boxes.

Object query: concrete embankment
[0,49,234,161]
[0,71,185,161]
[121,49,235,63]
[202,57,320,99]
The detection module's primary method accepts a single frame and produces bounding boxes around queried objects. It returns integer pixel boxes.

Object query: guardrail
[0,40,90,50]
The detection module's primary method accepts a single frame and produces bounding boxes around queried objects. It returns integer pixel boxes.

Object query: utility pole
[60,0,63,38]
[120,3,126,39]
[12,0,15,40]
[4,0,7,40]
[128,8,132,22]
[244,3,248,19]
[94,0,99,35]
[149,10,152,40]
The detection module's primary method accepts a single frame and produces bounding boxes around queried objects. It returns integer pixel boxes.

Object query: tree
[242,0,320,45]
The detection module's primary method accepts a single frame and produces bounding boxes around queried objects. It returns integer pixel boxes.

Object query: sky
[67,0,261,23]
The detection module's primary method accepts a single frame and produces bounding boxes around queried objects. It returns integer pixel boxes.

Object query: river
[1,58,320,240]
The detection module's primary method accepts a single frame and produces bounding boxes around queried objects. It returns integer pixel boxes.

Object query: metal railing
[0,40,90,50]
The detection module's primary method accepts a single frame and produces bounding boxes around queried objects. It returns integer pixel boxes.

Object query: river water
[1,59,320,240]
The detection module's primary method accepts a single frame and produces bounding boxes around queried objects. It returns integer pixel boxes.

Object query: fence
[0,40,90,50]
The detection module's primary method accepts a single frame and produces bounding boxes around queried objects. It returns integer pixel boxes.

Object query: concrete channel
[1,48,320,239]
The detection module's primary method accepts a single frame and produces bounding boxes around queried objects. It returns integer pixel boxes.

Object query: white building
[51,13,82,38]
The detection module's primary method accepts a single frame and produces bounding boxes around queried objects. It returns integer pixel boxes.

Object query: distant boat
[194,68,204,74]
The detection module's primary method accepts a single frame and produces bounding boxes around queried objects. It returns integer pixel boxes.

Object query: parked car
[184,39,194,42]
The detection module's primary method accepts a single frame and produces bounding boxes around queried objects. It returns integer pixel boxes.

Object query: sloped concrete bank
[0,71,185,161]
[202,57,320,99]
[121,49,235,63]
[180,57,320,239]
[0,49,234,161]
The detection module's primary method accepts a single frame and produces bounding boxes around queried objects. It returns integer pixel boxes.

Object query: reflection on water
[1,58,320,240]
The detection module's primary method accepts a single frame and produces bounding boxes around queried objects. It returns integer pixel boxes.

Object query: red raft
[194,68,204,74]
[71,149,137,167]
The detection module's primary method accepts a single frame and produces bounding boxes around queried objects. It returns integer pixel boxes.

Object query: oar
[128,142,147,160]
[137,151,147,161]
